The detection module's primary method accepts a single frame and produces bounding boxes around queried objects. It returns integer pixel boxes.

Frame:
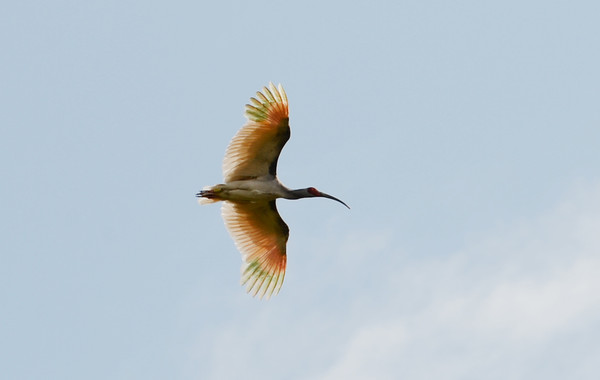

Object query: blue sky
[2,1,600,379]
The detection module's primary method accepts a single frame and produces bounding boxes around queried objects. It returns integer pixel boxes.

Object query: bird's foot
[196,189,216,198]
[196,185,224,200]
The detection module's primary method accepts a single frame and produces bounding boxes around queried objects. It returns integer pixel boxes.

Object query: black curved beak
[319,192,350,209]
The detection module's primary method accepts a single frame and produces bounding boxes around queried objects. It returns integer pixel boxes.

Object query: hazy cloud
[316,182,600,379]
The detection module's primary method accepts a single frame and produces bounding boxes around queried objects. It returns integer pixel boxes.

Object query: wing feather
[221,200,288,299]
[223,83,290,182]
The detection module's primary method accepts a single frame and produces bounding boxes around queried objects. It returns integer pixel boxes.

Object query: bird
[196,83,349,299]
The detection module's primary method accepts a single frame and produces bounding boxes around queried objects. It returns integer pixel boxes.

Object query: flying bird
[197,83,349,299]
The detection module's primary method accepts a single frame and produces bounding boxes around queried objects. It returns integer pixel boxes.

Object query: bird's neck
[286,188,311,200]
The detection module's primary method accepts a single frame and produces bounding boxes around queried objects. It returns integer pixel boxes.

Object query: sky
[1,0,600,379]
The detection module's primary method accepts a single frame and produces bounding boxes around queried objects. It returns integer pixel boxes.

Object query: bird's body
[197,83,348,299]
[200,178,290,203]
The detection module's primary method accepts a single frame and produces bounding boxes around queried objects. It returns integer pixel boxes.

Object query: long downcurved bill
[319,192,350,209]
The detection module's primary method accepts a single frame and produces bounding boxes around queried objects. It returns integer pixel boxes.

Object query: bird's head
[306,187,350,209]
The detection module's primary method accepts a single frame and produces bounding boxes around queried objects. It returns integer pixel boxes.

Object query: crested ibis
[197,83,349,299]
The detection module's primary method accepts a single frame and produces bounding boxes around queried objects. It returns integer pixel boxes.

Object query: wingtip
[241,259,285,300]
[243,83,289,123]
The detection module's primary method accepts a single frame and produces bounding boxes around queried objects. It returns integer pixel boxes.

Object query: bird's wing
[223,83,290,182]
[221,200,288,299]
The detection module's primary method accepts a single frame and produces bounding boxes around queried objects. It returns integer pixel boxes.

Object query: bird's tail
[196,186,221,205]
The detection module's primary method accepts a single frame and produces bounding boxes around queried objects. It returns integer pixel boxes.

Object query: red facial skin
[307,187,321,196]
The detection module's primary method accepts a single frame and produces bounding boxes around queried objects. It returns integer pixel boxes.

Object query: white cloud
[316,182,600,379]
[473,256,600,339]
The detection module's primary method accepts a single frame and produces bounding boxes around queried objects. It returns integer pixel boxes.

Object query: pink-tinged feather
[223,83,289,182]
[221,200,288,299]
